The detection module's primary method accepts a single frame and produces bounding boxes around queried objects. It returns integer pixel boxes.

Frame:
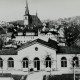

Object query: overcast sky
[0,0,80,22]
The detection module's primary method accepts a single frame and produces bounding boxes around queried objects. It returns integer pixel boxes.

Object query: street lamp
[1,59,3,76]
[73,60,76,80]
[2,66,3,76]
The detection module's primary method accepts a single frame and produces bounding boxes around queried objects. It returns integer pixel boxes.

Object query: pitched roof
[41,31,58,35]
[57,46,80,54]
[9,20,24,26]
[30,15,42,26]
[9,15,42,27]
[17,38,58,51]
[23,27,38,33]
[0,48,17,55]
[17,28,24,33]
[0,73,11,77]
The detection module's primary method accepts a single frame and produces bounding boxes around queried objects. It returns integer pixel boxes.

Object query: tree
[64,23,80,46]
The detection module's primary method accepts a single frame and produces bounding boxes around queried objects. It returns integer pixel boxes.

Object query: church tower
[24,0,29,27]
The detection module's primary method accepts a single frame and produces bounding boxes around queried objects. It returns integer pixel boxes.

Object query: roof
[41,31,58,35]
[9,15,42,27]
[30,15,42,26]
[17,29,23,32]
[57,46,80,54]
[23,27,38,33]
[0,48,17,55]
[0,73,11,77]
[17,38,58,51]
[9,20,24,26]
[48,38,58,45]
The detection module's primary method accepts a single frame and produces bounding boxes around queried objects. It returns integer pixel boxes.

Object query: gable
[17,39,57,51]
[17,41,57,51]
[17,43,56,59]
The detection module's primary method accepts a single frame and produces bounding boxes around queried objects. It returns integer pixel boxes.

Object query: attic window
[35,47,38,51]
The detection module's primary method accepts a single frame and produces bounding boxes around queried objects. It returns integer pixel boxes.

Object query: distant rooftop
[0,48,17,55]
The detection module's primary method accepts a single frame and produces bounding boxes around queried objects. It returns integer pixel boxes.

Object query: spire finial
[25,0,29,15]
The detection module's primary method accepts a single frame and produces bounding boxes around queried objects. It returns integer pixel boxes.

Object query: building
[8,0,43,44]
[0,38,80,74]
[15,28,38,44]
[0,0,80,75]
[9,0,59,44]
[40,31,58,41]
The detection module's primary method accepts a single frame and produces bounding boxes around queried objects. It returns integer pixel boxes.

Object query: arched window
[73,57,79,67]
[8,57,14,68]
[34,57,40,70]
[23,58,28,68]
[61,57,67,67]
[45,57,51,68]
[0,58,3,68]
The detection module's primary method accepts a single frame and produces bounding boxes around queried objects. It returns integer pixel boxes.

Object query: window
[35,47,38,51]
[8,57,14,68]
[34,57,40,68]
[73,57,79,67]
[0,58,3,68]
[23,58,28,68]
[61,57,67,67]
[45,57,51,68]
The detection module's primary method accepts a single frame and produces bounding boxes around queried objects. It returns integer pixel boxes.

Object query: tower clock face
[24,16,28,25]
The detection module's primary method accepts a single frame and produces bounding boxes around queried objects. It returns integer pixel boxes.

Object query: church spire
[24,0,29,26]
[25,0,29,15]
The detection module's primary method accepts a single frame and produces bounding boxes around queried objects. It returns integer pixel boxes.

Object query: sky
[0,0,80,22]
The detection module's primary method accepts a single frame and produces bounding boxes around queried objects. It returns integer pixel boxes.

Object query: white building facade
[0,39,80,74]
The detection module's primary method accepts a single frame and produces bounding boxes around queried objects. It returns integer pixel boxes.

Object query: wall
[57,54,80,73]
[15,36,38,44]
[0,43,80,73]
[18,43,57,71]
[0,55,19,71]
